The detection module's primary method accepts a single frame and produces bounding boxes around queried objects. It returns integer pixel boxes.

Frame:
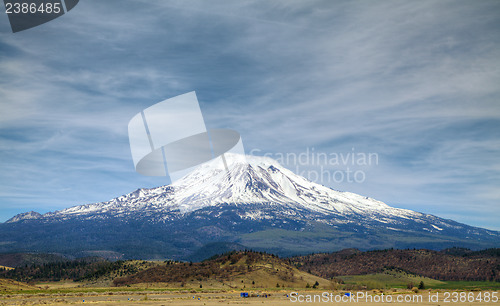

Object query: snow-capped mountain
[12,154,419,222]
[2,154,499,260]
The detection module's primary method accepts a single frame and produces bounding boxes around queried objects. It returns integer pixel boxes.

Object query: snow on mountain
[9,154,423,224]
[3,154,499,258]
[6,211,42,223]
[170,154,415,218]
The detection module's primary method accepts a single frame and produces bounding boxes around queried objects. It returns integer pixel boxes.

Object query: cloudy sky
[1,0,499,230]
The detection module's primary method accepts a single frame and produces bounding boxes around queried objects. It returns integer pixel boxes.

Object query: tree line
[291,248,500,281]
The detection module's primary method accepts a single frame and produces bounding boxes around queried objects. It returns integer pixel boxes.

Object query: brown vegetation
[292,248,500,281]
[113,251,330,288]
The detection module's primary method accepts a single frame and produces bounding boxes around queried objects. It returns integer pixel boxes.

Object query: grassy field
[1,276,499,296]
[339,272,444,289]
[0,249,498,305]
[0,272,499,306]
[0,285,499,306]
[338,270,500,290]
[432,281,500,290]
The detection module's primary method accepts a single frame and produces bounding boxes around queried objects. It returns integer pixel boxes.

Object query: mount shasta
[2,155,499,260]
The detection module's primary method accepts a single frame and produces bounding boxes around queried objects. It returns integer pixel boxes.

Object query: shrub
[418,281,425,289]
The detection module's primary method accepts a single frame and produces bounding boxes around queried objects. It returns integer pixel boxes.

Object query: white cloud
[0,0,499,229]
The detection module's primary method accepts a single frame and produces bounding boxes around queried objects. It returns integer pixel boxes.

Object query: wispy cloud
[0,0,499,229]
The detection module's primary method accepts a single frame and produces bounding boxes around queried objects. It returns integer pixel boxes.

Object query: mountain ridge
[1,154,499,259]
[3,154,450,226]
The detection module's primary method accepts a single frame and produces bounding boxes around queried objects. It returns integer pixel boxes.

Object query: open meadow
[0,285,499,306]
[0,250,498,305]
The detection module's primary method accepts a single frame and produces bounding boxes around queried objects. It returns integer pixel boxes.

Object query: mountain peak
[167,153,394,215]
[6,211,42,223]
[2,155,499,259]
[13,154,402,219]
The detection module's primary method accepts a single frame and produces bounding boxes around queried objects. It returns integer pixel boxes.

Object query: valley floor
[0,287,499,305]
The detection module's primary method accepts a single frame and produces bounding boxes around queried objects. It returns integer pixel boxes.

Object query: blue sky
[1,0,499,230]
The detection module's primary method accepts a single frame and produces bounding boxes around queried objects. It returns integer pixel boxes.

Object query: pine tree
[418,281,425,289]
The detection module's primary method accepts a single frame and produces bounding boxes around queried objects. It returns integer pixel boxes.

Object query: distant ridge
[0,253,68,268]
[6,211,42,223]
[2,249,497,286]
